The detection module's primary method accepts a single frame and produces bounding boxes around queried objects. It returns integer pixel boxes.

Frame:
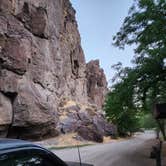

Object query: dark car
[0,139,93,166]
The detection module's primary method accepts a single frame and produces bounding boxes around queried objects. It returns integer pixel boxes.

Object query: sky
[70,0,135,85]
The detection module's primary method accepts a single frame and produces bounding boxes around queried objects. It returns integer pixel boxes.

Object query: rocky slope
[0,0,116,141]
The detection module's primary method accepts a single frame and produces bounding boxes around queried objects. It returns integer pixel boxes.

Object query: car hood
[66,161,93,166]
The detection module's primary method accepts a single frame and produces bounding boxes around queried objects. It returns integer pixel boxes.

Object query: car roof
[0,138,38,151]
[0,139,68,166]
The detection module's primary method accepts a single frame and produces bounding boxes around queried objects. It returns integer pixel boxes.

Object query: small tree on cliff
[105,0,166,137]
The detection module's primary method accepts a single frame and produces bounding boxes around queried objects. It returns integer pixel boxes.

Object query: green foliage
[113,0,166,99]
[104,71,140,135]
[112,0,166,108]
[105,0,166,136]
[113,0,166,55]
[139,113,157,129]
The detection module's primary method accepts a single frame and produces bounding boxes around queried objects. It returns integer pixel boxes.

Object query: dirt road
[53,131,156,166]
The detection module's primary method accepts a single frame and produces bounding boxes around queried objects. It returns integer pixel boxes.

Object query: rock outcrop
[86,60,108,109]
[0,0,115,141]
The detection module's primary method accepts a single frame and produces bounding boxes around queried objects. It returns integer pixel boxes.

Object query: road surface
[53,131,156,166]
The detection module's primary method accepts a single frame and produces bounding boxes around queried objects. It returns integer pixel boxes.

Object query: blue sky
[70,0,135,85]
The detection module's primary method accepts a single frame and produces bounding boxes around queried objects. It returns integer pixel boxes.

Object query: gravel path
[53,131,156,166]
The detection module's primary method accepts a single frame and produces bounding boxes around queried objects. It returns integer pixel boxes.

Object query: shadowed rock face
[0,0,112,141]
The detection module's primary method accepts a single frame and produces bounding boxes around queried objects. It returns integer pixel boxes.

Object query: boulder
[105,123,117,138]
[93,115,117,137]
[77,126,103,143]
[59,118,80,134]
[93,116,106,136]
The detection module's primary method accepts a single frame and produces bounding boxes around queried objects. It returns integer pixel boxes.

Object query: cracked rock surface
[0,0,115,141]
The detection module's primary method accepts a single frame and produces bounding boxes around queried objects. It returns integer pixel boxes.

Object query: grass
[48,144,93,150]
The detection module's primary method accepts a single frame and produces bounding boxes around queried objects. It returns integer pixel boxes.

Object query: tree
[104,67,140,136]
[113,0,166,108]
[105,0,166,138]
[139,112,157,129]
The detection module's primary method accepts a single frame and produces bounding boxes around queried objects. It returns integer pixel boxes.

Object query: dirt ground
[35,133,118,149]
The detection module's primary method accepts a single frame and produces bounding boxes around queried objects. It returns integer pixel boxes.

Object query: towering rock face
[86,60,108,109]
[0,0,113,141]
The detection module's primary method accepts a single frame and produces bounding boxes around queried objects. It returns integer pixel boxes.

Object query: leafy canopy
[113,0,166,106]
[105,0,166,135]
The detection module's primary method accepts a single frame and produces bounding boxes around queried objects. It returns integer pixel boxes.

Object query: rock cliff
[86,60,108,109]
[0,0,116,141]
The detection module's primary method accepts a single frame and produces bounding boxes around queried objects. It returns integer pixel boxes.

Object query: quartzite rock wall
[0,0,114,141]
